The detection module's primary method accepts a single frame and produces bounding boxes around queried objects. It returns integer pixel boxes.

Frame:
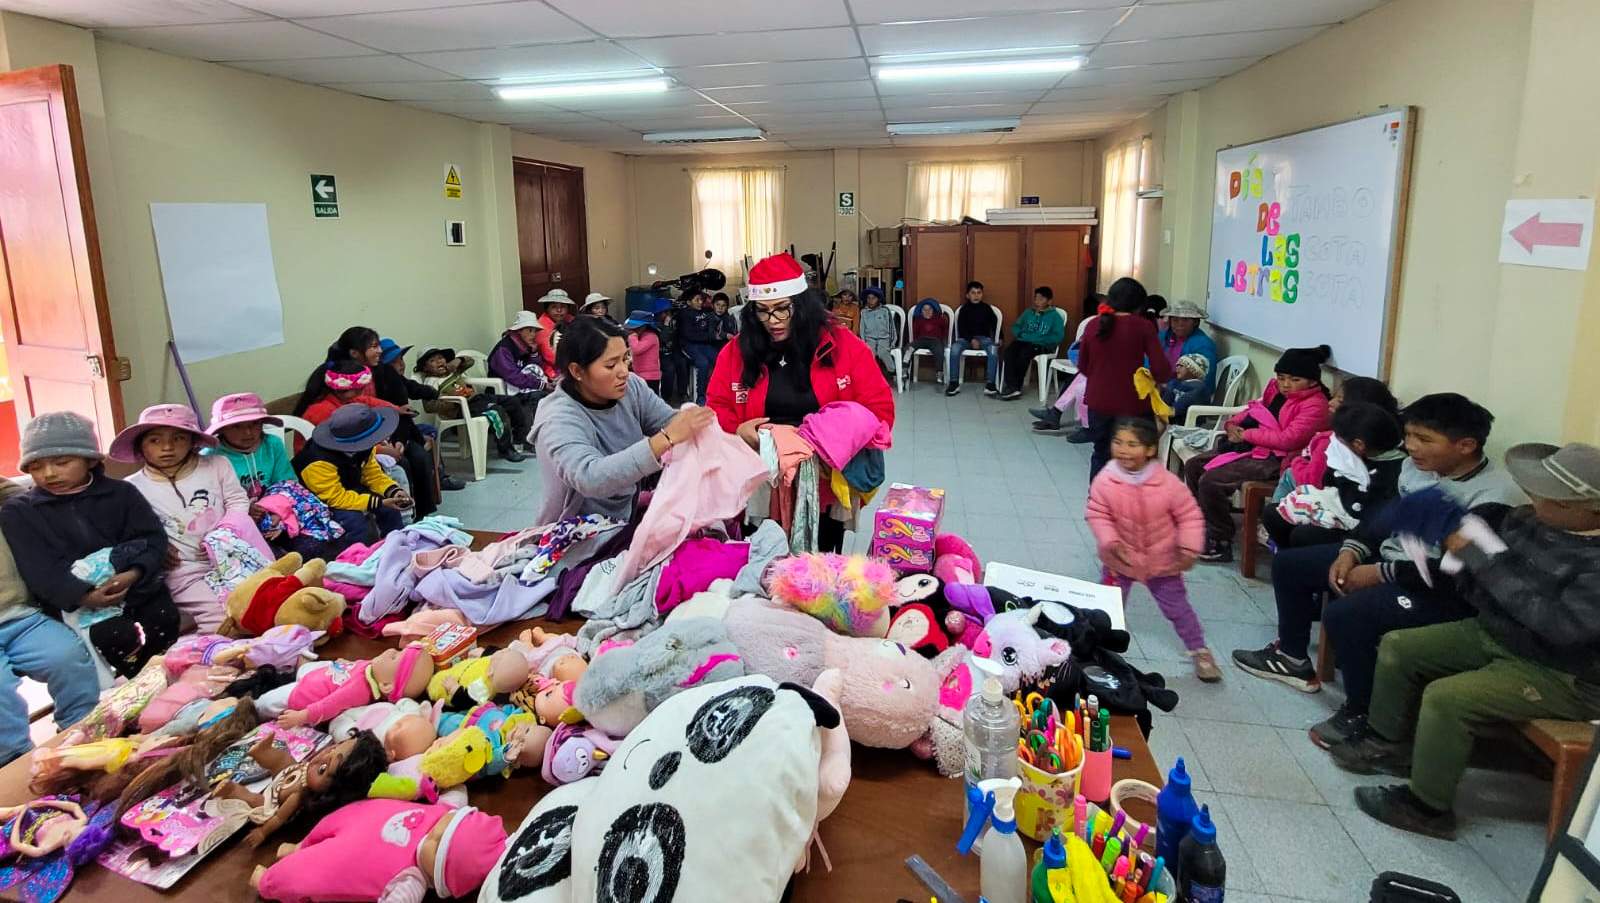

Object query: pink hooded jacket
[1287,430,1334,487]
[1211,381,1330,472]
[1085,464,1205,581]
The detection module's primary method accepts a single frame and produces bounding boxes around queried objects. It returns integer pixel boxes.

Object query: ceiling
[6,0,1389,154]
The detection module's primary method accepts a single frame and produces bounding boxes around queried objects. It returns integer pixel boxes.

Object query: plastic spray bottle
[1030,828,1066,903]
[978,777,1026,903]
[1178,804,1226,902]
[962,657,1019,852]
[1154,757,1199,867]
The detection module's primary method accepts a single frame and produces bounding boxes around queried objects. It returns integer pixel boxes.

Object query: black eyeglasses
[755,302,794,323]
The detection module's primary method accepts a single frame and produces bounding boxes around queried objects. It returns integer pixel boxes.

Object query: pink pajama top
[256,799,448,902]
[286,659,377,725]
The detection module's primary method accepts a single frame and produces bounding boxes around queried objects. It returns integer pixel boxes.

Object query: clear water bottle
[963,657,1020,850]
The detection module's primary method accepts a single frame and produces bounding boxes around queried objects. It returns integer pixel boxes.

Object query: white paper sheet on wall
[150,203,285,363]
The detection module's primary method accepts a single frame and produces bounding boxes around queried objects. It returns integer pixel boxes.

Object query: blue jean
[686,343,721,405]
[947,336,998,385]
[0,611,100,765]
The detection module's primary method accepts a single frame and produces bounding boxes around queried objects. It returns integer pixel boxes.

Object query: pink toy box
[869,483,945,574]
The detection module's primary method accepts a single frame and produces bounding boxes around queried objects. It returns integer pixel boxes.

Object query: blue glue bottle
[1178,804,1226,902]
[1155,756,1199,867]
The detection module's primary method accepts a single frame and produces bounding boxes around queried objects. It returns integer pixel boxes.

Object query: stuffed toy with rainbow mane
[768,553,896,638]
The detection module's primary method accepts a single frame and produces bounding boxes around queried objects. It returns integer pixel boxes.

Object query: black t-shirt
[763,344,820,426]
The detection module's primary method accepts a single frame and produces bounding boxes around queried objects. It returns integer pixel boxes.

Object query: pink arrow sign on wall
[1510,213,1585,252]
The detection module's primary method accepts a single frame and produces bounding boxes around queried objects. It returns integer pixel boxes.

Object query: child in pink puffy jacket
[1086,419,1218,682]
[1184,344,1333,563]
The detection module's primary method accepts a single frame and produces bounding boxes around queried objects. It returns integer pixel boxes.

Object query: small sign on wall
[1020,195,1040,206]
[837,190,855,215]
[1499,198,1593,270]
[444,164,463,199]
[445,220,465,246]
[310,174,338,218]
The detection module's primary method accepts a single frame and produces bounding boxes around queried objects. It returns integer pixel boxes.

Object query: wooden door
[0,65,123,457]
[904,226,965,308]
[513,158,589,307]
[1026,225,1093,332]
[969,225,1026,330]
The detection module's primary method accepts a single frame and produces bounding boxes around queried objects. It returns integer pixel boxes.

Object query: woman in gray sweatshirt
[531,317,716,524]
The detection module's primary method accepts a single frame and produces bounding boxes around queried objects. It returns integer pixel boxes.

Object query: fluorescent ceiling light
[495,77,669,101]
[876,58,1081,81]
[643,127,766,144]
[887,118,1020,136]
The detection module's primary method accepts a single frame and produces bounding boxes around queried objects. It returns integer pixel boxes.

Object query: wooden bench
[1521,719,1597,840]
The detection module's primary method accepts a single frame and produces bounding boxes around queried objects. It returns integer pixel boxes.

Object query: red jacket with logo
[706,325,896,435]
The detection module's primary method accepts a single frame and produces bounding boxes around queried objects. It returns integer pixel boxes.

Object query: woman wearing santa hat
[706,253,895,551]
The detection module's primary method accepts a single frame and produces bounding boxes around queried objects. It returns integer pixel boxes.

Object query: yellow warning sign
[444,163,462,199]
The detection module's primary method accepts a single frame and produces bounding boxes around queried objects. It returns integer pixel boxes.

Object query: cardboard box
[867,226,902,267]
[869,483,945,574]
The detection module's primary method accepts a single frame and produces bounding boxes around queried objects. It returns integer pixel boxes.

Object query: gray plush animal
[572,617,745,737]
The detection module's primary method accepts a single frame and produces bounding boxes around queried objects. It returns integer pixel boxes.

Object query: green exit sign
[311,173,339,218]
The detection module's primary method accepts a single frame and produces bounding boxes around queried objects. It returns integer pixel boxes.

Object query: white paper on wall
[150,203,285,363]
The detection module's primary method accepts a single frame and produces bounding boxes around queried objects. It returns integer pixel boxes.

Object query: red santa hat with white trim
[745,253,808,301]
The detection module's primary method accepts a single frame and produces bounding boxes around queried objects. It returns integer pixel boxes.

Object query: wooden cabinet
[904,223,1093,332]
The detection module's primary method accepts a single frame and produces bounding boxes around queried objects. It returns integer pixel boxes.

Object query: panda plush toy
[481,675,844,903]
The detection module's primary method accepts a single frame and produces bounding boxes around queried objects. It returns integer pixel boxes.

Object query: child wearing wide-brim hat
[291,404,412,544]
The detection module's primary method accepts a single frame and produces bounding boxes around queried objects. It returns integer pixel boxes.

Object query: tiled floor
[436,383,1552,903]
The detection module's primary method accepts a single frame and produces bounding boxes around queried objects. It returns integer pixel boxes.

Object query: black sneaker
[1310,704,1366,749]
[440,474,468,491]
[1032,419,1066,434]
[1329,726,1412,777]
[1028,406,1057,422]
[983,383,1000,396]
[1354,785,1456,840]
[1064,428,1093,444]
[1198,540,1234,563]
[498,447,528,463]
[1000,389,1024,401]
[1231,644,1319,692]
[944,383,961,397]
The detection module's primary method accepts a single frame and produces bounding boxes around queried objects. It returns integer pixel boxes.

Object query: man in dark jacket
[944,281,999,397]
[1326,441,1600,839]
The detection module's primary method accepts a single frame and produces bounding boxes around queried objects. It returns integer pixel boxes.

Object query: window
[1099,136,1153,291]
[904,158,1021,223]
[689,167,784,283]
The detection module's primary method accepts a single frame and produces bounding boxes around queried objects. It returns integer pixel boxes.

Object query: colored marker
[1113,746,1133,760]
[1147,856,1165,890]
[1132,823,1150,851]
[1109,810,1127,837]
[1101,836,1122,871]
[1074,795,1087,838]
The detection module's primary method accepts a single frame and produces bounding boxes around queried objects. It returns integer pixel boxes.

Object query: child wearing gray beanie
[1,411,179,679]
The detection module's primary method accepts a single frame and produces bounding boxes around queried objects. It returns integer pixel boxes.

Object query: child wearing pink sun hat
[115,404,271,632]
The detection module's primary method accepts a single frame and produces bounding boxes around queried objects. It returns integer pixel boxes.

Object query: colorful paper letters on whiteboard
[1221,155,1301,304]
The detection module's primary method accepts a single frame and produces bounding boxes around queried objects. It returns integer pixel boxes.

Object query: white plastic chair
[425,395,490,482]
[1159,354,1252,471]
[955,303,1004,387]
[1025,307,1072,403]
[1045,317,1095,401]
[456,349,507,396]
[902,302,954,389]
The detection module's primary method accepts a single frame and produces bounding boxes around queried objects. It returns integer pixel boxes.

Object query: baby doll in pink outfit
[277,643,435,729]
[251,798,505,902]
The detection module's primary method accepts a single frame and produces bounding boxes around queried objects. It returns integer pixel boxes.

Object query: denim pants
[0,611,100,765]
[947,336,998,385]
[686,343,721,405]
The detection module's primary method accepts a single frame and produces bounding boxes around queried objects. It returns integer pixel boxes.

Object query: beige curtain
[689,167,784,283]
[1099,138,1147,291]
[904,158,1021,223]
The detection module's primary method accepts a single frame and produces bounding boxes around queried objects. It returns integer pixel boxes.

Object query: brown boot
[1190,648,1223,682]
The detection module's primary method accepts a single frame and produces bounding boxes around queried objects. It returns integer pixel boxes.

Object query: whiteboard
[150,203,285,363]
[1205,109,1414,378]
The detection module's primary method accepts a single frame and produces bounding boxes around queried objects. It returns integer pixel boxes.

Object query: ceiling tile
[851,0,1134,25]
[237,0,501,15]
[546,0,852,38]
[1109,0,1382,41]
[1040,78,1213,100]
[874,69,1069,94]
[540,88,706,112]
[1090,26,1324,67]
[1067,56,1259,86]
[607,115,754,132]
[99,20,377,61]
[229,53,452,83]
[713,96,883,114]
[298,2,593,54]
[699,81,878,102]
[0,0,265,28]
[403,41,650,80]
[883,103,1031,117]
[672,58,869,89]
[1029,97,1163,115]
[621,27,859,68]
[331,79,496,101]
[859,10,1124,57]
